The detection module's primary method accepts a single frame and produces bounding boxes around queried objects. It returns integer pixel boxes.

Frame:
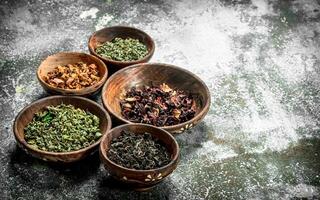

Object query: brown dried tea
[120,83,196,126]
[43,62,100,89]
[107,130,171,170]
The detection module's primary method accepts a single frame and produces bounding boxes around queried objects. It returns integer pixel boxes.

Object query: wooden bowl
[88,26,155,74]
[13,96,112,163]
[101,63,211,134]
[99,124,179,191]
[37,52,108,96]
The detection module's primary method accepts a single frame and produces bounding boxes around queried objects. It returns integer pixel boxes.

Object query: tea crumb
[107,130,171,170]
[120,83,196,126]
[43,62,100,89]
[24,104,102,152]
[95,37,148,61]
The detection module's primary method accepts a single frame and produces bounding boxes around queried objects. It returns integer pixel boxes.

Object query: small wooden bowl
[88,26,155,74]
[13,96,112,163]
[102,63,211,134]
[99,124,179,191]
[37,52,108,96]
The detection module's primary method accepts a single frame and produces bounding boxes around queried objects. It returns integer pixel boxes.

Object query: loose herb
[43,62,100,89]
[95,37,148,61]
[120,83,196,126]
[108,130,171,170]
[24,104,102,152]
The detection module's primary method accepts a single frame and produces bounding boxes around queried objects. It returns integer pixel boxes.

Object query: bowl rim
[13,95,112,156]
[101,62,211,130]
[99,123,180,173]
[37,51,108,95]
[88,25,155,65]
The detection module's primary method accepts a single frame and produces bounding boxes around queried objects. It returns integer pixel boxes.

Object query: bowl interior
[38,52,107,91]
[89,26,154,62]
[103,63,209,126]
[15,96,111,154]
[100,124,179,170]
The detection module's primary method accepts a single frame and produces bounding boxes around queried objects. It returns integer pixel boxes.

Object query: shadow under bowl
[13,95,112,163]
[99,123,179,191]
[101,63,211,134]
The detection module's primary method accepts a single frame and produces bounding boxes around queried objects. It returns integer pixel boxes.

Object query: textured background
[0,0,320,199]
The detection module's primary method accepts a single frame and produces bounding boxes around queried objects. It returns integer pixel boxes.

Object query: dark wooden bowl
[37,52,108,96]
[88,26,155,74]
[99,124,179,191]
[13,96,112,163]
[101,63,211,134]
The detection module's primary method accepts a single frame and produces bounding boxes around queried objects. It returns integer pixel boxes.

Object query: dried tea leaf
[120,83,196,126]
[160,83,172,93]
[173,109,181,119]
[24,104,101,152]
[122,103,132,108]
[107,130,171,170]
[95,37,148,62]
[125,97,136,102]
[44,62,100,90]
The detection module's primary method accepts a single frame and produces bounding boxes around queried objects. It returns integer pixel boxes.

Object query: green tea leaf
[96,37,148,61]
[24,104,101,152]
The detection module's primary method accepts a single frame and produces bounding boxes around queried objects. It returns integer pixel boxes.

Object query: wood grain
[13,95,112,163]
[88,26,155,75]
[37,52,108,96]
[101,63,211,134]
[99,123,179,191]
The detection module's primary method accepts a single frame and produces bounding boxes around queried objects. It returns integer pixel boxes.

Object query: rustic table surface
[1,0,319,199]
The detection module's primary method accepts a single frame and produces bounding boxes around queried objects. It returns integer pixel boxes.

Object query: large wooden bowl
[102,63,211,134]
[37,52,108,96]
[99,124,179,191]
[88,26,155,74]
[13,96,112,163]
